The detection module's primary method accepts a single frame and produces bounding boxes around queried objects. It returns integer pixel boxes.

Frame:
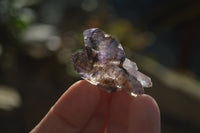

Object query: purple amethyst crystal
[71,28,152,96]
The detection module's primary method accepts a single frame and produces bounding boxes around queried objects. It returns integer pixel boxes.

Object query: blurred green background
[0,0,200,132]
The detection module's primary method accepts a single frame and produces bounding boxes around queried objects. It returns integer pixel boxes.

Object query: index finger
[31,80,101,133]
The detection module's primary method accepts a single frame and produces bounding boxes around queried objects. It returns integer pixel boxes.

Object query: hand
[31,80,160,133]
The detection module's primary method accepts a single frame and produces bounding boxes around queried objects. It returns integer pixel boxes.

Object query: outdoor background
[0,0,200,132]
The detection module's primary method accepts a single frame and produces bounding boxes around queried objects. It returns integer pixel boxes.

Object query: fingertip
[53,80,101,122]
[57,80,101,106]
[40,80,102,132]
[129,94,160,133]
[136,94,160,116]
[31,80,104,133]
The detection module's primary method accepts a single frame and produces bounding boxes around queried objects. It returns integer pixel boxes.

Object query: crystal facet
[71,28,152,96]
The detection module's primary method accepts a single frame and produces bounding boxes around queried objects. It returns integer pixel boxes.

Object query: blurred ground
[0,0,200,133]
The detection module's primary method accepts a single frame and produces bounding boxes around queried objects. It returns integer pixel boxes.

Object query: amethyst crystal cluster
[71,28,152,96]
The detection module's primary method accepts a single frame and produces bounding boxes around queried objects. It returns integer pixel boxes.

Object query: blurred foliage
[0,0,32,43]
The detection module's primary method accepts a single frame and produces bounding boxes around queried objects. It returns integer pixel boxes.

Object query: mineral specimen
[71,28,152,96]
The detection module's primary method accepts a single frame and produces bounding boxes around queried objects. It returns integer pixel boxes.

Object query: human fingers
[107,90,160,133]
[30,80,102,133]
[81,90,111,133]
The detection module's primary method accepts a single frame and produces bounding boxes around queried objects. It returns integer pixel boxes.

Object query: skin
[31,80,160,133]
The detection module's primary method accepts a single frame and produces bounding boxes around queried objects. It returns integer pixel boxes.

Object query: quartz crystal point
[71,28,152,96]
